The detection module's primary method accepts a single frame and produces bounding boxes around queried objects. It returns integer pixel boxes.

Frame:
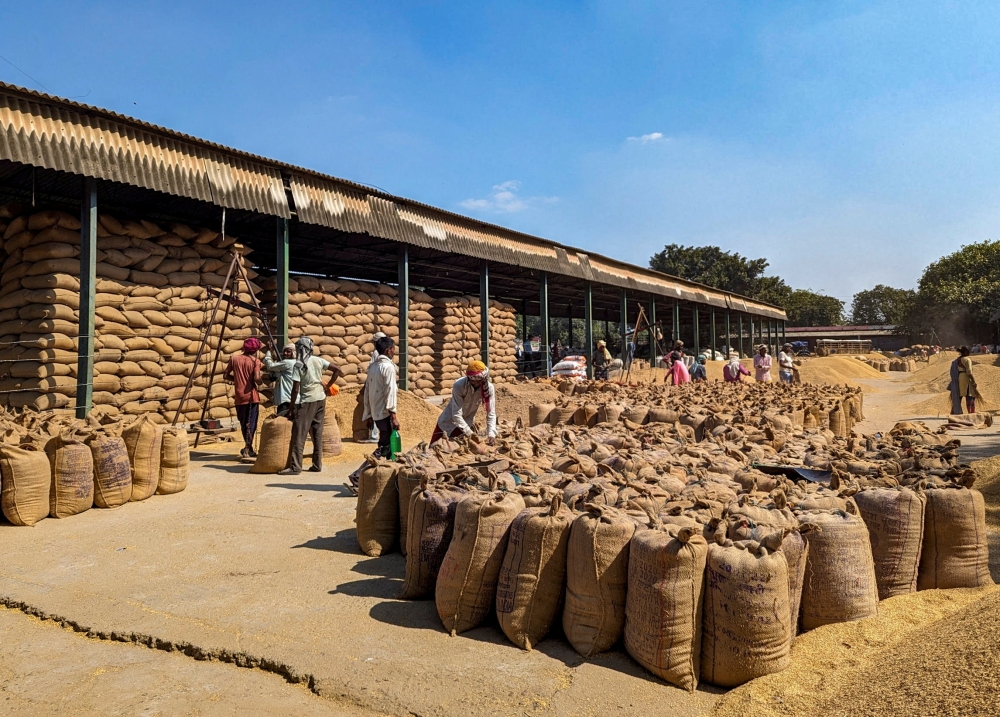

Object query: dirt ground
[3,366,1000,716]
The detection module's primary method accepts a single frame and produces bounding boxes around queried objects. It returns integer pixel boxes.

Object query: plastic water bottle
[389,429,402,459]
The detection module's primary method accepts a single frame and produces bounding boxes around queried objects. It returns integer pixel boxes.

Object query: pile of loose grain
[494,383,563,426]
[906,353,1000,415]
[325,385,441,443]
[793,355,884,390]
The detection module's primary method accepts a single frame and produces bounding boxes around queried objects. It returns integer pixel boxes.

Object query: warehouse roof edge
[0,81,784,320]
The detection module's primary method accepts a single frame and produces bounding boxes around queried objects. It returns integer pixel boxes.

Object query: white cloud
[459,180,558,213]
[627,132,666,143]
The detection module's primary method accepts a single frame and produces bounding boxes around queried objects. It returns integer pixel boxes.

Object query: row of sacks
[863,357,918,372]
[429,296,519,394]
[245,407,343,473]
[0,412,190,526]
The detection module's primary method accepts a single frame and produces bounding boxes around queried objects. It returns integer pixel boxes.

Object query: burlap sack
[701,537,791,687]
[157,427,190,494]
[0,443,51,526]
[625,524,708,691]
[396,449,447,558]
[917,487,993,590]
[46,429,94,518]
[529,403,554,427]
[400,478,467,599]
[88,434,132,508]
[782,528,809,638]
[596,403,622,424]
[496,497,574,650]
[801,511,879,630]
[548,406,576,426]
[356,455,398,557]
[854,487,926,599]
[436,490,525,635]
[321,398,342,457]
[249,416,292,474]
[122,414,163,501]
[563,504,636,658]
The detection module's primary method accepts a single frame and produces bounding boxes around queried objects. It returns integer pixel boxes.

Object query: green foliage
[783,289,844,327]
[850,285,916,325]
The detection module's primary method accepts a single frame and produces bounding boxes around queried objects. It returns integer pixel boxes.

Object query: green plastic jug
[388,429,402,459]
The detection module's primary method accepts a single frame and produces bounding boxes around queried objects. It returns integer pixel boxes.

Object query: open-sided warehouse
[0,81,786,418]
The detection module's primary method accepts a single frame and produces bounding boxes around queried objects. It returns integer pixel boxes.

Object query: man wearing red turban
[224,337,263,458]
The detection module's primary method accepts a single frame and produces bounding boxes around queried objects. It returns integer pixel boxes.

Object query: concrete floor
[3,376,999,716]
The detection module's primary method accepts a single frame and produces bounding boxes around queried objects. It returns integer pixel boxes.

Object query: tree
[648,244,791,304]
[850,285,916,325]
[906,240,1000,343]
[783,290,844,327]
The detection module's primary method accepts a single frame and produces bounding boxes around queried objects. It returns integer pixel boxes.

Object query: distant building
[785,325,905,352]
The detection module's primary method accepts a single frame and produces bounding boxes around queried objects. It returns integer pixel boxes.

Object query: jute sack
[563,504,636,657]
[529,403,554,427]
[46,429,94,518]
[87,433,132,508]
[800,511,879,630]
[157,427,190,494]
[356,455,398,557]
[854,487,926,599]
[625,523,708,691]
[436,490,526,635]
[0,443,51,526]
[917,487,993,590]
[596,403,622,424]
[548,406,576,426]
[249,415,292,473]
[122,415,163,501]
[782,528,810,638]
[400,477,466,599]
[701,536,791,687]
[496,497,574,650]
[396,449,447,558]
[321,398,342,457]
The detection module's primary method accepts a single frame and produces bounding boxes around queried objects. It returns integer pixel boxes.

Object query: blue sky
[4,1,1000,306]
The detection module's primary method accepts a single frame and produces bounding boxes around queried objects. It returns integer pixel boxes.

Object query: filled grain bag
[87,432,132,508]
[322,397,343,457]
[917,487,993,590]
[122,414,163,501]
[782,528,810,638]
[46,429,94,518]
[496,497,574,650]
[854,487,926,599]
[436,489,525,635]
[356,455,398,557]
[701,535,791,687]
[0,443,51,526]
[396,449,447,558]
[400,477,466,599]
[625,523,708,691]
[157,426,190,494]
[800,511,879,630]
[249,415,292,474]
[564,504,636,658]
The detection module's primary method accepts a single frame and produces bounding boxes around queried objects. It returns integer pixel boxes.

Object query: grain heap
[0,410,190,527]
[429,296,518,394]
[353,380,991,693]
[0,202,261,424]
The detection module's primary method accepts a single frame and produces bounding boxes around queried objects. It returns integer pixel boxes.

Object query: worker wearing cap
[224,337,263,459]
[778,343,795,384]
[262,343,300,417]
[432,360,497,445]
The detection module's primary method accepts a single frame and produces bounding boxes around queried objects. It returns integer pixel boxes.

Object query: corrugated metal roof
[0,81,785,320]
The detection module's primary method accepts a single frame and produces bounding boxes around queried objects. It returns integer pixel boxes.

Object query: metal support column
[767,320,773,356]
[739,314,745,358]
[725,311,731,358]
[540,273,551,376]
[693,307,700,358]
[76,178,97,418]
[710,310,716,361]
[480,263,490,365]
[782,321,787,347]
[649,299,657,361]
[568,304,574,349]
[521,300,529,342]
[276,217,289,349]
[673,302,680,343]
[620,290,628,362]
[584,283,594,379]
[397,245,410,390]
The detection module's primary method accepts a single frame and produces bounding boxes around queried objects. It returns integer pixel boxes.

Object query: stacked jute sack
[352,380,991,691]
[247,398,343,474]
[0,202,261,424]
[527,379,865,441]
[0,410,190,526]
[429,296,518,394]
[259,276,438,397]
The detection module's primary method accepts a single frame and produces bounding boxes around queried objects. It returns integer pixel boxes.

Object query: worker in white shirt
[778,343,795,384]
[431,360,497,445]
[360,331,388,445]
[347,336,398,493]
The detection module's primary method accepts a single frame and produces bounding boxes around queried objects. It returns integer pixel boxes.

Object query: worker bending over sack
[431,360,498,445]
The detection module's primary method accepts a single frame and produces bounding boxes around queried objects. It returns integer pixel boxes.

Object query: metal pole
[673,301,680,343]
[584,283,594,379]
[521,300,528,342]
[480,263,490,366]
[710,310,716,362]
[540,273,551,376]
[397,245,409,391]
[739,314,745,358]
[693,307,700,358]
[276,217,289,349]
[568,303,574,349]
[75,178,97,419]
[725,311,731,359]
[649,298,657,361]
[620,289,628,361]
[767,320,773,356]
